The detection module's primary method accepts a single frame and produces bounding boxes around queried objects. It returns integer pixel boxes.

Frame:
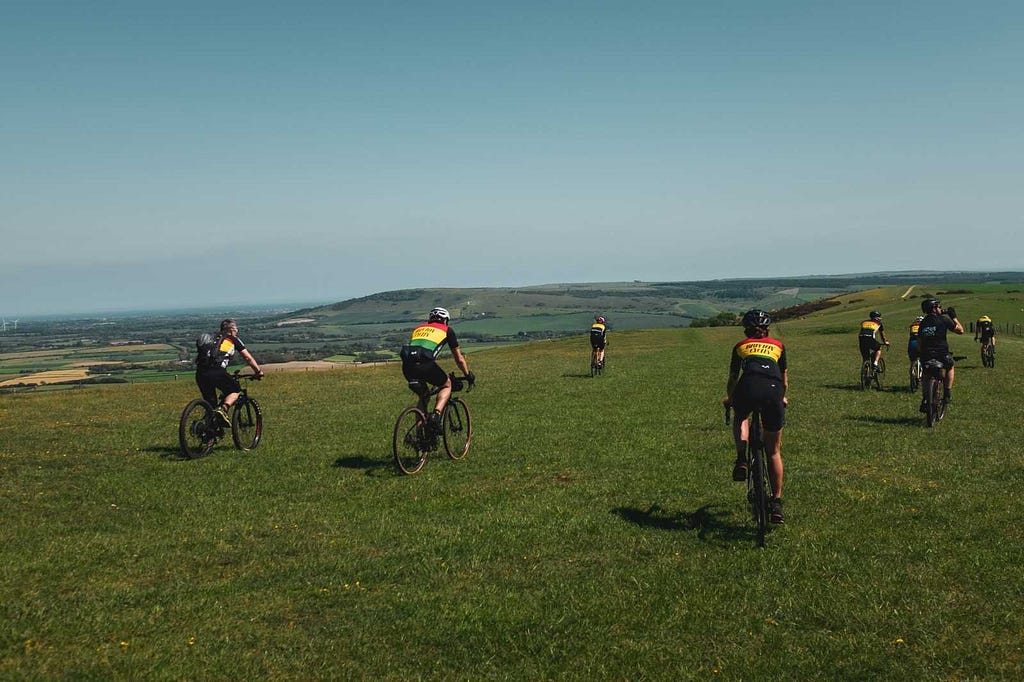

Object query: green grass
[2,287,1023,679]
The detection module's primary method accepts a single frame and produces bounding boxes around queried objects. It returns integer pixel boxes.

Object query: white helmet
[428,307,450,323]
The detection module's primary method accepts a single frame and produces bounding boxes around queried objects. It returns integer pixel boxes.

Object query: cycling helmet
[914,316,925,323]
[979,315,991,323]
[428,307,451,324]
[869,311,882,321]
[595,316,606,324]
[741,309,771,329]
[921,298,940,314]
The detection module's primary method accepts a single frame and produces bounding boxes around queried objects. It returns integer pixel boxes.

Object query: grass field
[2,286,1022,679]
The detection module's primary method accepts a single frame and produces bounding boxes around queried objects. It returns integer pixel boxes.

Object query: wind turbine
[1,318,6,333]
[11,320,17,331]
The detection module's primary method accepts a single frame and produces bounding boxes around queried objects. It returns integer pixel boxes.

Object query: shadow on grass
[613,503,750,544]
[848,415,922,426]
[823,383,873,392]
[562,372,596,379]
[145,445,190,461]
[332,455,395,476]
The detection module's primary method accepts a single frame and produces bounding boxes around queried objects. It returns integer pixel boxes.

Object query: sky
[3,1,1023,316]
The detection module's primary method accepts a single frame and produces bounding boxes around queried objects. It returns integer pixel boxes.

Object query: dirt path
[900,285,916,299]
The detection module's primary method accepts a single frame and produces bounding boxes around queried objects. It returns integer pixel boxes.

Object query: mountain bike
[393,373,473,474]
[859,347,886,390]
[590,350,604,377]
[909,356,922,392]
[178,372,263,458]
[726,406,773,548]
[920,360,949,428]
[980,341,995,368]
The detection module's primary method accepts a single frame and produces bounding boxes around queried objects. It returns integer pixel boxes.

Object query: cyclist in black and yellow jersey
[400,307,475,432]
[194,318,265,426]
[590,316,608,368]
[723,309,789,524]
[975,314,996,352]
[858,311,890,371]
[907,315,924,364]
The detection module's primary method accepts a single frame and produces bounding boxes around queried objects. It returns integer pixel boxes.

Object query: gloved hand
[466,371,476,386]
[945,306,957,319]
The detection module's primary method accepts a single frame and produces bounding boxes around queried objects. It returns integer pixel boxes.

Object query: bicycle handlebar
[232,370,261,381]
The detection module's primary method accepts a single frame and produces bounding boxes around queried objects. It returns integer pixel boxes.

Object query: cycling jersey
[729,337,787,381]
[194,333,246,404]
[859,319,884,341]
[403,322,459,361]
[976,320,995,340]
[918,313,957,359]
[590,322,607,349]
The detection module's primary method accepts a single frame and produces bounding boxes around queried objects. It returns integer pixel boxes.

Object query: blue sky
[3,1,1022,316]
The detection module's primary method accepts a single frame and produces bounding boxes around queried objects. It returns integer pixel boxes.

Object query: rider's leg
[433,376,453,417]
[764,429,784,498]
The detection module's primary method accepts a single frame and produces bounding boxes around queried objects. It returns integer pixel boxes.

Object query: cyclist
[590,316,608,368]
[917,298,965,409]
[907,315,924,364]
[400,307,475,432]
[858,310,890,371]
[975,314,996,355]
[195,318,265,426]
[723,309,789,524]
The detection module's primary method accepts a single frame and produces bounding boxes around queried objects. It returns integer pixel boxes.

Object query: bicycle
[393,373,473,474]
[920,359,949,428]
[178,371,263,458]
[980,341,995,368]
[590,351,604,377]
[909,356,922,392]
[859,347,886,390]
[726,406,773,548]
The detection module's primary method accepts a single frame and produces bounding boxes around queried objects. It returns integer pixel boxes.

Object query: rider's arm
[240,349,264,378]
[451,346,470,376]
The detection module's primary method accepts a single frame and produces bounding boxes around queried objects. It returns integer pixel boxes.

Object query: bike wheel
[925,377,940,428]
[231,398,263,451]
[872,363,884,391]
[860,361,871,390]
[749,447,771,548]
[442,398,472,460]
[909,361,920,392]
[936,383,949,423]
[178,399,218,459]
[393,407,429,474]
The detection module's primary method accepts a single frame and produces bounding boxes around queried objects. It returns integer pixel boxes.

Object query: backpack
[195,332,222,369]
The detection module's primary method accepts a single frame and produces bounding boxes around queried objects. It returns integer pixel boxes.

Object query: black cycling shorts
[731,373,786,432]
[859,337,881,360]
[921,352,955,371]
[195,368,241,406]
[402,359,449,390]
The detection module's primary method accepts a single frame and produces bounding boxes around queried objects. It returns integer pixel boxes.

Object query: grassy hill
[2,284,1022,678]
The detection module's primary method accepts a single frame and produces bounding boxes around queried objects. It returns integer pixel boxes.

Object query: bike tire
[872,363,884,391]
[442,398,472,460]
[393,407,429,474]
[231,397,263,451]
[750,446,770,548]
[860,361,871,390]
[925,377,940,428]
[909,360,920,392]
[936,383,949,423]
[179,399,218,459]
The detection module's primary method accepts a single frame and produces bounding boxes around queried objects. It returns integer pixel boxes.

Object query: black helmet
[742,309,771,329]
[869,310,882,321]
[920,298,940,314]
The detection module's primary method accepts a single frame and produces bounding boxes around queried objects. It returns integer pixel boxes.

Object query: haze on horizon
[3,2,1022,317]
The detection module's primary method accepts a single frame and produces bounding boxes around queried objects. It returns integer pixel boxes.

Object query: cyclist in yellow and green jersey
[400,307,475,431]
[723,309,789,524]
[858,311,890,370]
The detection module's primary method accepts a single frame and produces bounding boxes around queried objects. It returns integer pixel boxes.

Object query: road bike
[727,406,773,548]
[980,341,995,368]
[393,373,473,474]
[920,359,949,428]
[859,347,886,391]
[909,356,922,392]
[178,371,263,458]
